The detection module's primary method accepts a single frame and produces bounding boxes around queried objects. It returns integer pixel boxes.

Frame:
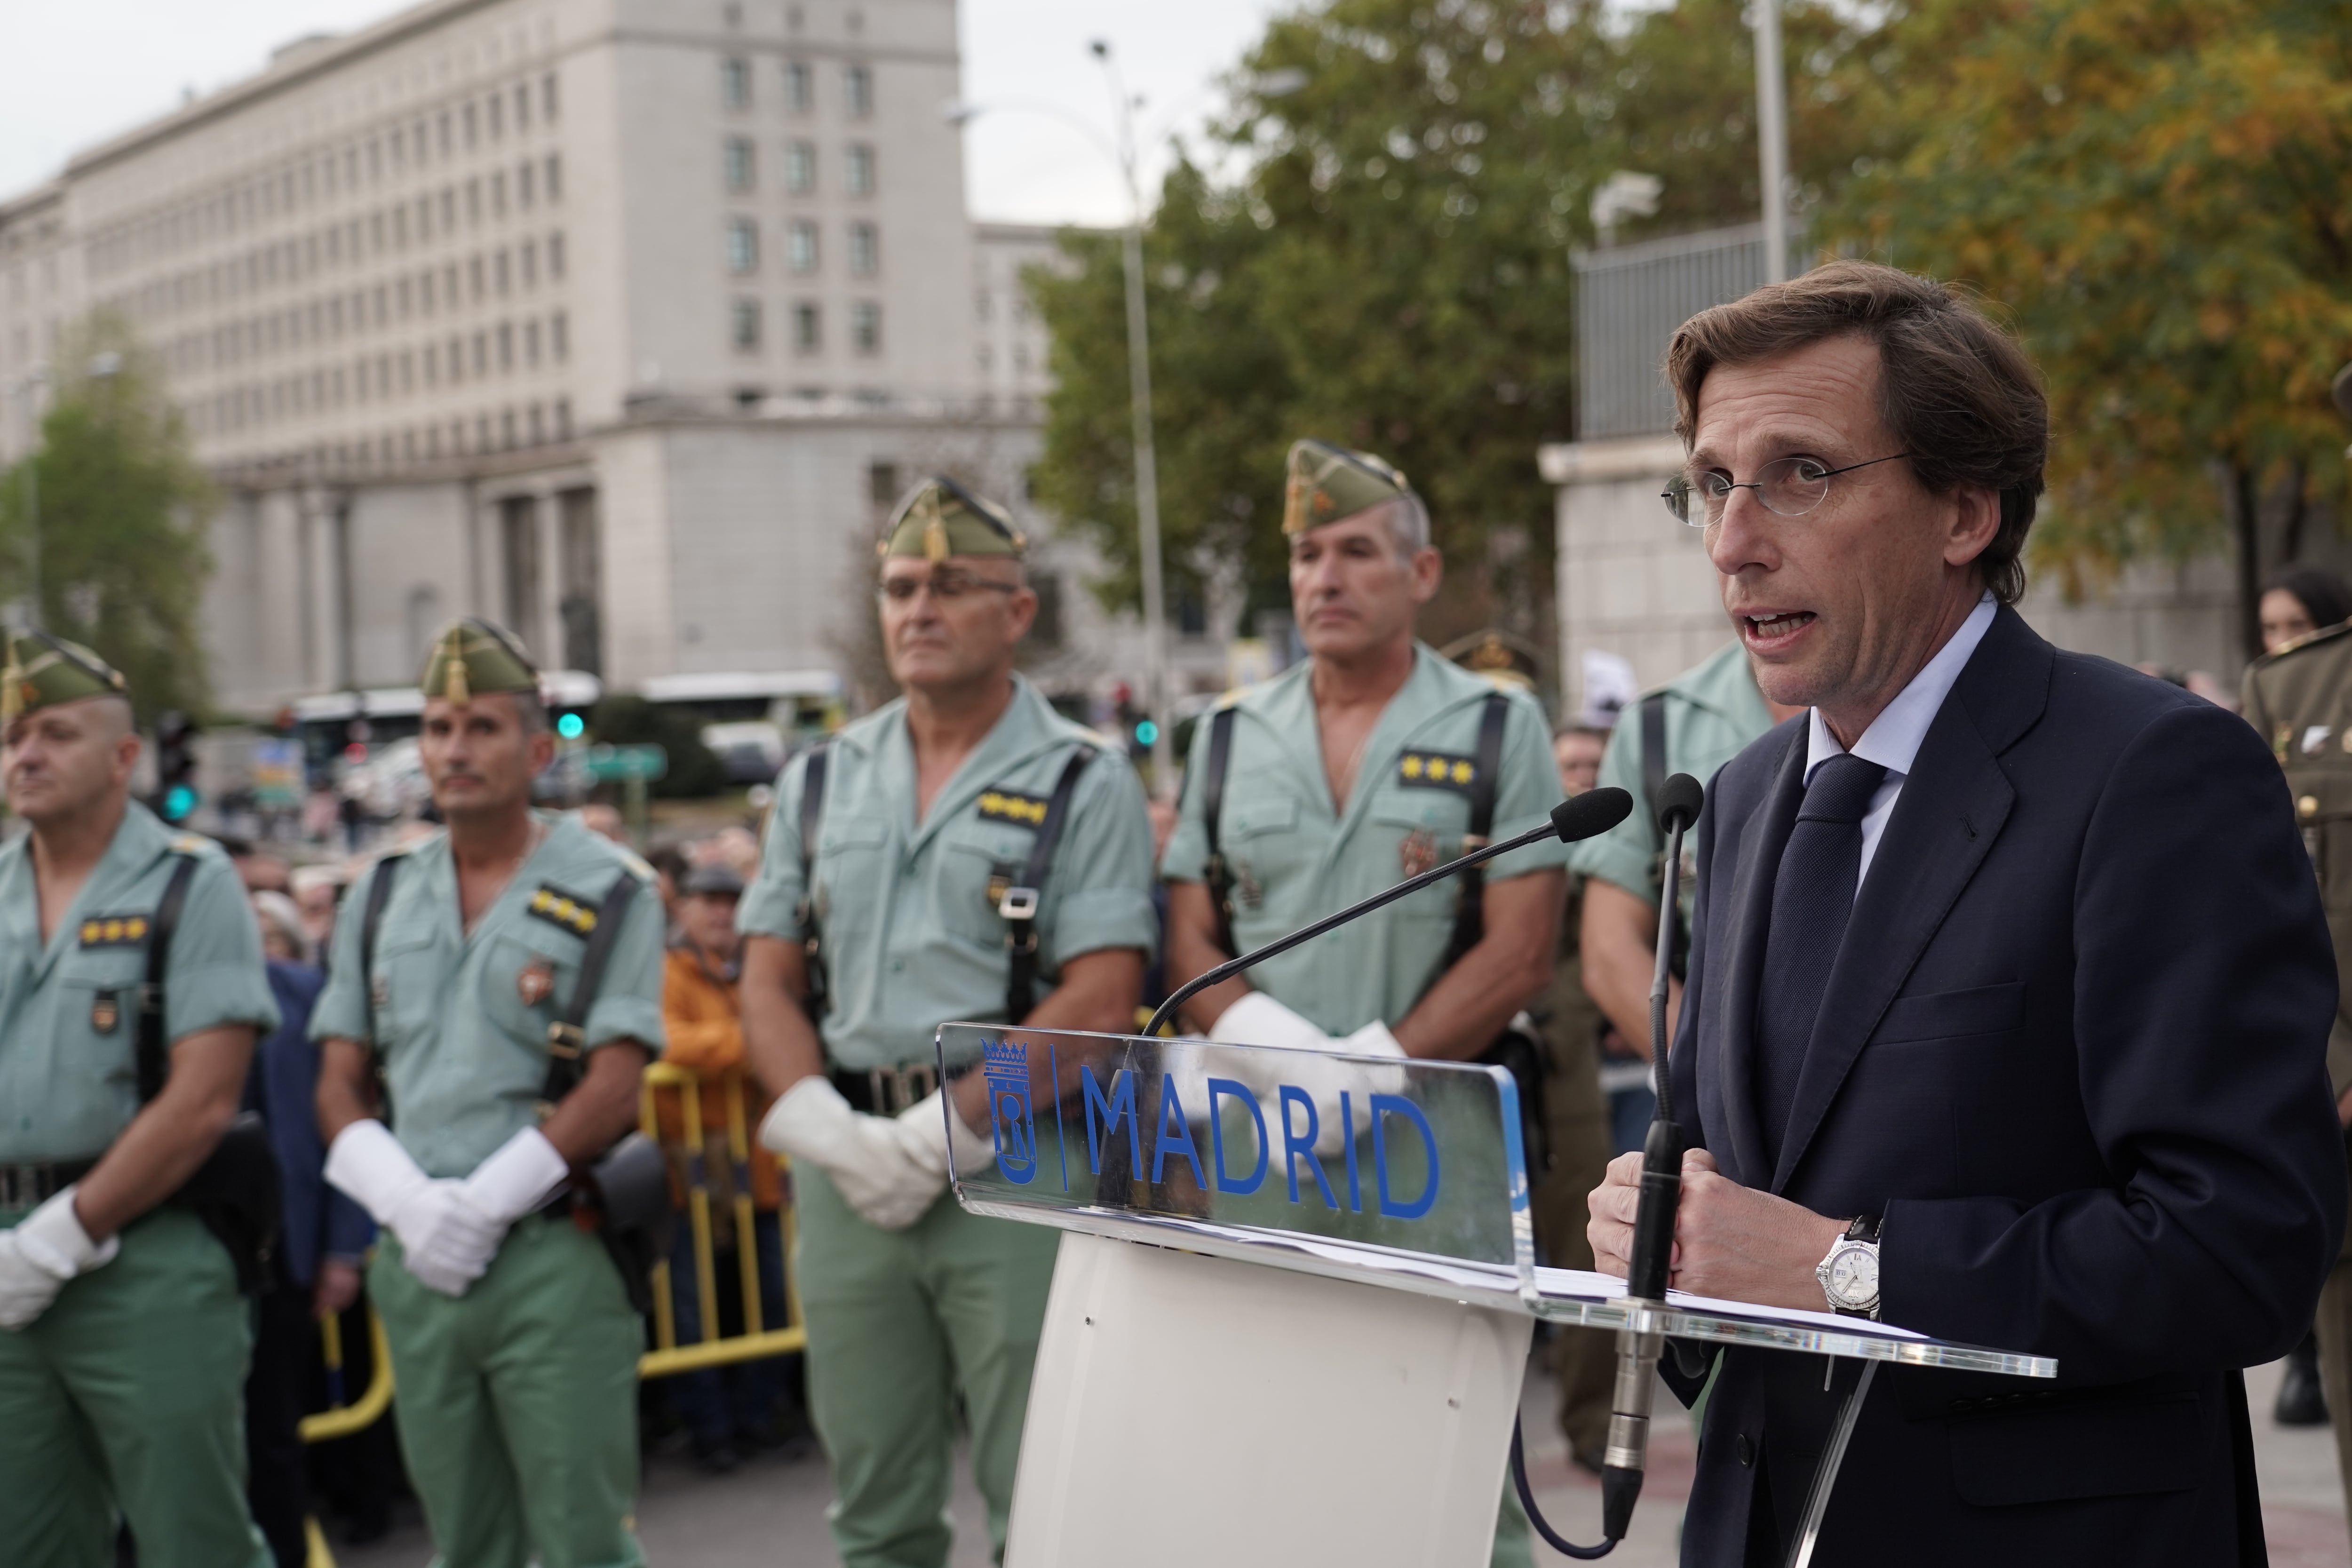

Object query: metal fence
[1573,223,1776,441]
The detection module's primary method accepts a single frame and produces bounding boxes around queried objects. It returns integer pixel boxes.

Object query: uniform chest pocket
[373,930,446,1047]
[482,930,584,1047]
[1367,798,1472,922]
[814,817,892,930]
[940,828,1037,948]
[55,949,150,1062]
[1219,791,1312,904]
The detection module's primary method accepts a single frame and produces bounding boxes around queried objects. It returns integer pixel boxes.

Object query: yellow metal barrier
[637,1061,807,1379]
[300,1306,395,1443]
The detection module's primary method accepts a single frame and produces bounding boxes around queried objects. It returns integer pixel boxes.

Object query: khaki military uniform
[1162,644,1573,1568]
[311,814,667,1568]
[1532,878,1615,1461]
[738,675,1157,1568]
[2243,624,2352,1521]
[0,807,280,1568]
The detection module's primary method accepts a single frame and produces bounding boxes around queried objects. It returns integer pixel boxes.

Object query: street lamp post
[1752,0,1792,284]
[1087,40,1176,795]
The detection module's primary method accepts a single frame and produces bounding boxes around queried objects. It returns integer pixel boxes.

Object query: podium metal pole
[1787,1357,1878,1568]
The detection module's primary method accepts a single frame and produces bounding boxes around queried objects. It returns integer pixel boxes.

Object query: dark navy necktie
[1753,752,1888,1172]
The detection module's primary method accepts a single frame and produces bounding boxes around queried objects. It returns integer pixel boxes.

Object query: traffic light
[556,711,587,740]
[153,711,200,825]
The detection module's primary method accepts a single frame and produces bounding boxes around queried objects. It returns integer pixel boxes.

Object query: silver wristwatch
[1815,1216,1882,1319]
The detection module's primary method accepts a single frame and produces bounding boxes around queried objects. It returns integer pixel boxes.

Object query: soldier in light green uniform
[1160,441,1572,1568]
[1572,638,1796,1142]
[740,477,1155,1568]
[315,620,664,1568]
[0,633,280,1568]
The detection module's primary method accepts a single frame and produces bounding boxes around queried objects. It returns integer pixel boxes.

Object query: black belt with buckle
[830,1062,943,1116]
[0,1158,97,1212]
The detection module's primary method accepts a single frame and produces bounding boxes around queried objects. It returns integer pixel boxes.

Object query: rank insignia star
[1396,751,1480,796]
[78,915,152,948]
[525,886,600,937]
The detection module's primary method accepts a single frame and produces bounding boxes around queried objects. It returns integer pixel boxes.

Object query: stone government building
[0,0,1168,718]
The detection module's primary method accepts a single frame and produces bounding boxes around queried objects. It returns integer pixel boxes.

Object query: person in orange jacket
[658,861,804,1471]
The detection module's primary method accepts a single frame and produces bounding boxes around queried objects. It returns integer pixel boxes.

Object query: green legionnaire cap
[1282,438,1415,535]
[1440,627,1542,692]
[420,618,540,705]
[878,475,1025,563]
[0,631,129,723]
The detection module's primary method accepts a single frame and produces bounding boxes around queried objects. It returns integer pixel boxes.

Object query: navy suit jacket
[1667,606,2346,1566]
[250,961,374,1289]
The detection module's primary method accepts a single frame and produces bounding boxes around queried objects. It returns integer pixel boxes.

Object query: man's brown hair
[1665,260,2048,604]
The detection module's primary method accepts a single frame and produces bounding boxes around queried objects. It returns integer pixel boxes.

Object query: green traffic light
[1134,719,1160,746]
[162,784,199,823]
[556,712,586,739]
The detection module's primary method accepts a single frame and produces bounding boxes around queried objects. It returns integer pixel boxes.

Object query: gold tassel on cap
[0,650,21,724]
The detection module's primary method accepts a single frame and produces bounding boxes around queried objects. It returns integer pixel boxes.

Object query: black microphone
[1598,771,1706,1543]
[1143,787,1631,1038]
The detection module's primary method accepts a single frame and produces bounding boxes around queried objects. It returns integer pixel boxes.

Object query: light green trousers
[371,1216,644,1568]
[796,1164,1062,1568]
[0,1205,271,1568]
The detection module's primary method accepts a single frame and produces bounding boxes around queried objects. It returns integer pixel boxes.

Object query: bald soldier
[0,633,281,1567]
[316,621,666,1568]
[741,477,1156,1568]
[1160,441,1573,1566]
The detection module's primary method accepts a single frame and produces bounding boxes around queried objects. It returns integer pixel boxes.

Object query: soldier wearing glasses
[740,477,1155,1568]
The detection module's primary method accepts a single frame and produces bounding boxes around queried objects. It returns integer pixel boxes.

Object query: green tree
[1831,0,2352,655]
[1031,0,1907,645]
[0,316,216,720]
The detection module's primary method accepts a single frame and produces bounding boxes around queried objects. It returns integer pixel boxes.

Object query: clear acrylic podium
[934,1024,2055,1568]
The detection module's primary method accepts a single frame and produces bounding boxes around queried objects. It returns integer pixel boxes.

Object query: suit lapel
[1709,724,1807,1189]
[1769,608,2051,1192]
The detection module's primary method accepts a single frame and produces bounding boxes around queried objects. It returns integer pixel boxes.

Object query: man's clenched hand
[1587,1147,1847,1312]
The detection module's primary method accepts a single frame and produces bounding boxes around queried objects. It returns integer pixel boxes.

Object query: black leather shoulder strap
[1640,690,1670,831]
[1200,705,1240,958]
[358,854,404,1043]
[1003,746,1097,1023]
[796,743,832,1023]
[1442,692,1512,970]
[542,869,645,1105]
[135,853,205,1104]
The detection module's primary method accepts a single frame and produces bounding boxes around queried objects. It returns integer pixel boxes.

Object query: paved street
[333,1348,2349,1567]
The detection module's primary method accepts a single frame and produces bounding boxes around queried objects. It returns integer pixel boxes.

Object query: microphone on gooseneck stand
[1511,772,1704,1560]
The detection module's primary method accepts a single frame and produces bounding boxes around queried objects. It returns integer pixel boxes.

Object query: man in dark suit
[1587,260,2346,1566]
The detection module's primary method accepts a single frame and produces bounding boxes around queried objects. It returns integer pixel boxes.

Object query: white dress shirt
[1804,592,1998,888]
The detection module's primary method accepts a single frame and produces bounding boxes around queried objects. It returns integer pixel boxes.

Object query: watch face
[1828,1244,1878,1305]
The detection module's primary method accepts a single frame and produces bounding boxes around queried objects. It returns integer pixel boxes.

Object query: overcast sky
[0,0,1287,224]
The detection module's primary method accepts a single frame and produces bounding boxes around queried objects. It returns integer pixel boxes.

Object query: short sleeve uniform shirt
[310,813,667,1179]
[1160,645,1570,1035]
[737,675,1158,1072]
[0,803,280,1163]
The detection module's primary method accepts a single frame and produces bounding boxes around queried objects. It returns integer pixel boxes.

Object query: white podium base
[1005,1231,1534,1568]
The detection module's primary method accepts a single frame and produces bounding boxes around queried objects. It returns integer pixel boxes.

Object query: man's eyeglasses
[1661,453,1912,528]
[876,570,1022,605]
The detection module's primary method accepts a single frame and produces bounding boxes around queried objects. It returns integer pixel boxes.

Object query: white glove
[759,1077,944,1231]
[461,1128,571,1226]
[0,1187,119,1330]
[326,1121,501,1297]
[896,1088,1001,1180]
[1208,991,1335,1057]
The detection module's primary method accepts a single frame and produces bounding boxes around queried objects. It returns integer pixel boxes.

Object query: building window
[851,301,881,354]
[785,60,812,112]
[724,137,755,193]
[722,57,752,111]
[731,299,762,351]
[543,73,560,121]
[548,232,566,279]
[788,220,818,274]
[786,141,816,195]
[545,155,563,201]
[845,144,875,197]
[552,311,569,360]
[726,218,760,274]
[519,161,536,208]
[845,64,873,117]
[848,221,878,277]
[868,461,900,505]
[793,302,820,352]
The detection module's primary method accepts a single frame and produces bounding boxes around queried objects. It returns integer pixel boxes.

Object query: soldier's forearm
[740,935,824,1098]
[540,1042,648,1166]
[1163,882,1250,1032]
[1580,877,1667,1055]
[76,1026,254,1239]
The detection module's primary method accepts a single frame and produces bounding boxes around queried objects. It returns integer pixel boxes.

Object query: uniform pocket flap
[1225,795,1300,839]
[820,818,889,852]
[1875,981,2025,1044]
[1948,1391,2201,1506]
